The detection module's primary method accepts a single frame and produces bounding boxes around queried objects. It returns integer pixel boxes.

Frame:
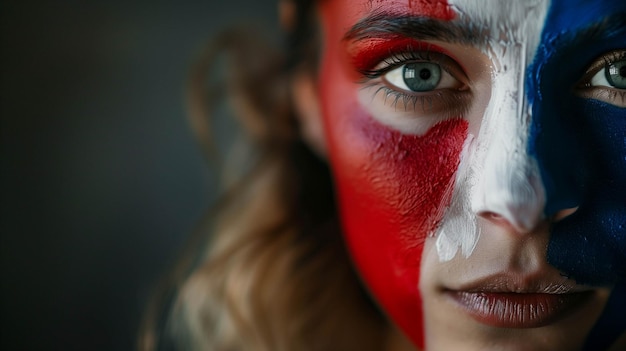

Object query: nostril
[479,211,506,223]
[553,207,579,222]
[477,210,539,234]
[481,211,500,219]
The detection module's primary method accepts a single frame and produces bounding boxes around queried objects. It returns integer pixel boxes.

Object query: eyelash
[576,49,626,107]
[580,50,626,87]
[600,51,625,68]
[356,49,470,115]
[357,50,438,79]
[361,81,468,113]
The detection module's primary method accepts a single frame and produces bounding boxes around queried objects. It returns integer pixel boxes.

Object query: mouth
[444,275,594,328]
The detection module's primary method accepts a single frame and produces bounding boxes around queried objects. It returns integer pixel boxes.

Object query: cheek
[319,60,468,348]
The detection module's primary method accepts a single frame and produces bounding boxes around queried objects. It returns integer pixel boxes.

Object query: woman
[143,0,626,350]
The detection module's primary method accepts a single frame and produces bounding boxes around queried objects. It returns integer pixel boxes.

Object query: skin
[294,0,626,350]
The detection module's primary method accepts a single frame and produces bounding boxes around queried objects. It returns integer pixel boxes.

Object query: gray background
[1,1,277,350]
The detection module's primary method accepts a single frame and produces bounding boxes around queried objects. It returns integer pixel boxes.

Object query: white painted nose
[474,154,546,233]
[470,54,546,234]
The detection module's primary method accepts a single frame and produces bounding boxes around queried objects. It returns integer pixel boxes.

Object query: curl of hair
[139,3,386,351]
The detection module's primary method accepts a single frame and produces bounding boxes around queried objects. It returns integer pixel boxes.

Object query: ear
[292,70,327,157]
[280,0,326,157]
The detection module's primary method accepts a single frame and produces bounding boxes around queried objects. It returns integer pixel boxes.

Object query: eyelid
[358,50,469,87]
[575,49,626,108]
[578,50,626,87]
[351,40,476,133]
[348,38,437,72]
[356,51,473,132]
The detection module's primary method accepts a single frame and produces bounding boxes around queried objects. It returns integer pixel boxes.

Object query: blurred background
[1,1,277,350]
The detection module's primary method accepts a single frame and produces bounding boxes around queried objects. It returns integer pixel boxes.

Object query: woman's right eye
[384,61,464,93]
[356,50,473,135]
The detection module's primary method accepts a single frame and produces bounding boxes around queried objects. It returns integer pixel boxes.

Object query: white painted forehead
[447,0,549,59]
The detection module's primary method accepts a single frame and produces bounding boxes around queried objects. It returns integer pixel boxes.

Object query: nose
[474,156,546,234]
[470,87,581,234]
[470,51,547,234]
[552,207,578,221]
[478,204,579,233]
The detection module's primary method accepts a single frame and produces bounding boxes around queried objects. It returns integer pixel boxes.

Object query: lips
[448,290,592,328]
[445,274,594,328]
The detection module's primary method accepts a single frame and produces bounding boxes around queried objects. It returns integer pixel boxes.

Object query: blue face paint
[527,0,626,348]
[529,0,626,287]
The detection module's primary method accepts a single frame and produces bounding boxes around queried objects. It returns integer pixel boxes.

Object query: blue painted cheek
[529,63,626,349]
[543,100,626,286]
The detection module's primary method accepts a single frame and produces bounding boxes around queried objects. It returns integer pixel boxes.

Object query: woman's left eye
[384,61,463,92]
[576,51,626,107]
[589,59,626,89]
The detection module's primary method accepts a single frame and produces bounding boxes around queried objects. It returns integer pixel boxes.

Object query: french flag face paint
[317,0,625,349]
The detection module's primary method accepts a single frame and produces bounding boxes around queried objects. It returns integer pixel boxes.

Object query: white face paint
[435,0,550,261]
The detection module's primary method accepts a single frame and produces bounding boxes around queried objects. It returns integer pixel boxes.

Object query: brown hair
[139,1,387,350]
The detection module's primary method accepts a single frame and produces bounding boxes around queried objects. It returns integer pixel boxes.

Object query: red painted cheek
[326,105,467,349]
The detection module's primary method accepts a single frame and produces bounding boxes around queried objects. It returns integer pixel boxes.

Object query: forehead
[324,0,624,41]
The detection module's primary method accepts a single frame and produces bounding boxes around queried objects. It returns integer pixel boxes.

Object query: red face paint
[368,0,455,20]
[349,38,459,77]
[318,1,466,348]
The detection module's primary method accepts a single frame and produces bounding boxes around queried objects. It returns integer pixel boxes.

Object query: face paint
[526,0,626,348]
[529,0,626,287]
[435,0,550,261]
[316,0,625,349]
[319,1,464,348]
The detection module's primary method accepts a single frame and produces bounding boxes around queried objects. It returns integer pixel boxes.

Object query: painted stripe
[528,0,626,348]
[436,0,549,259]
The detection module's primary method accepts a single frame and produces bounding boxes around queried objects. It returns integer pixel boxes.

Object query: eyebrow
[343,12,482,46]
[344,11,626,48]
[577,13,626,42]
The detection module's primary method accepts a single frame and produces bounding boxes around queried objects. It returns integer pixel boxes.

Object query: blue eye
[402,62,442,91]
[590,59,626,89]
[605,59,626,89]
[384,61,461,93]
[577,53,626,108]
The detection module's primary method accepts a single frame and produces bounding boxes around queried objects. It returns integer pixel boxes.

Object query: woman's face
[315,0,626,350]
